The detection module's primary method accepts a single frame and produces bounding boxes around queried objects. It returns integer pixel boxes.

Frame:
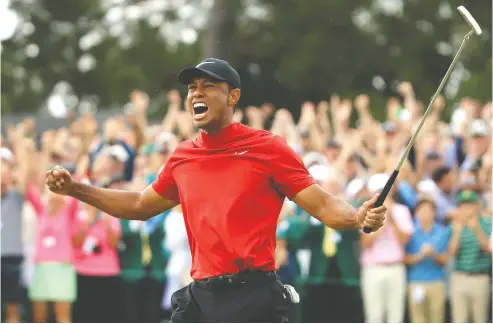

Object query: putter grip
[362,169,399,234]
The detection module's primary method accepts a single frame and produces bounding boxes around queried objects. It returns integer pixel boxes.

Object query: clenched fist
[45,165,75,196]
[357,193,387,232]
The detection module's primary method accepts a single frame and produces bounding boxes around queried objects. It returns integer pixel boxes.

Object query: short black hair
[432,166,451,183]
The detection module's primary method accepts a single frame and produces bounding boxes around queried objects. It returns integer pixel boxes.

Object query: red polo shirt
[152,122,315,279]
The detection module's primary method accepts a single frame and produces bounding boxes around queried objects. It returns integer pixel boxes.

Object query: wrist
[69,180,82,197]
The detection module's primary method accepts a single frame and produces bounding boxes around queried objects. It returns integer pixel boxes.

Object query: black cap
[426,151,441,160]
[177,58,241,89]
[326,139,341,149]
[382,121,397,133]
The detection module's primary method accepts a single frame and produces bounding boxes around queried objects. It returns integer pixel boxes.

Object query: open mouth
[193,102,209,119]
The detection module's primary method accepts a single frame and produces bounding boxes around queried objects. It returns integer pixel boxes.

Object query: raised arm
[45,165,177,221]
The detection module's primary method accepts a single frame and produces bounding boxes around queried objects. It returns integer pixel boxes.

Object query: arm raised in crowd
[45,165,177,221]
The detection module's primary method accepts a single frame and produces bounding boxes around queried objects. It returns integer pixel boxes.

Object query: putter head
[457,6,482,36]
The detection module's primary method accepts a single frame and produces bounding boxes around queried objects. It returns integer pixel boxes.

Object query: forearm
[404,253,425,265]
[308,123,325,152]
[432,253,448,265]
[448,230,461,256]
[472,228,491,254]
[133,111,148,150]
[162,105,178,132]
[71,182,150,220]
[315,194,360,230]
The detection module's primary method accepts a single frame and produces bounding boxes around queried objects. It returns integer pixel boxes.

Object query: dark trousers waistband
[194,271,276,290]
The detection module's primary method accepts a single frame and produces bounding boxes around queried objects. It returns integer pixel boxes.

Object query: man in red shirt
[46,58,387,322]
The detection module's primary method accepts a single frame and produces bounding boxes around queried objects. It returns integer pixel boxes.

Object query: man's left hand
[357,193,387,232]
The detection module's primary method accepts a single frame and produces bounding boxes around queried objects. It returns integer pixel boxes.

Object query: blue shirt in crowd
[406,218,451,282]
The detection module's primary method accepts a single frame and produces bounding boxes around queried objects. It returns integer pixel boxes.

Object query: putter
[363,6,482,233]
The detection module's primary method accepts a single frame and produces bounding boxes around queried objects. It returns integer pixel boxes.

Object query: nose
[191,86,205,98]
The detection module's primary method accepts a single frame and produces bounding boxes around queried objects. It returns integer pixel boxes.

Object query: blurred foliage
[1,0,491,121]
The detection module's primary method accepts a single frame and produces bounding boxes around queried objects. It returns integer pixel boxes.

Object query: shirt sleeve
[393,204,414,235]
[151,161,180,203]
[269,136,315,199]
[397,181,417,209]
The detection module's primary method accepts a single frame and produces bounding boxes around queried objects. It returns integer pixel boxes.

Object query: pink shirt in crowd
[360,203,414,266]
[73,209,121,277]
[26,183,79,264]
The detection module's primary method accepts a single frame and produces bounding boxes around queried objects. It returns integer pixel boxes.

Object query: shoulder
[393,203,412,215]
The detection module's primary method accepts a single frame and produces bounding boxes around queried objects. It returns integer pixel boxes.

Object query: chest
[173,152,273,203]
[411,230,439,249]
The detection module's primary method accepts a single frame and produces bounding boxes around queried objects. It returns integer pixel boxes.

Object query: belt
[458,271,490,276]
[194,271,276,290]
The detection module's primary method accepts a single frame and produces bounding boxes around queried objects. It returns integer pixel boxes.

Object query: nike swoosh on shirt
[235,150,249,155]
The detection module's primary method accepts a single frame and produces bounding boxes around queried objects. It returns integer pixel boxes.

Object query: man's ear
[228,89,241,107]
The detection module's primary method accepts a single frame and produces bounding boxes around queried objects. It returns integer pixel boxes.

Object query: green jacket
[119,213,170,282]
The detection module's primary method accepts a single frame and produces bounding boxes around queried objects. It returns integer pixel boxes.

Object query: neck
[201,119,234,136]
[421,220,433,231]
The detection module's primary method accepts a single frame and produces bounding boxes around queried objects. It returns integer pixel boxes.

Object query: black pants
[1,256,24,304]
[121,277,166,323]
[170,276,291,322]
[73,274,122,323]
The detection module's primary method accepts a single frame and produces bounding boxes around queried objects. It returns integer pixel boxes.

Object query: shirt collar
[197,122,244,147]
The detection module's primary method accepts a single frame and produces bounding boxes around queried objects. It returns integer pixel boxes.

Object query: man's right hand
[45,165,75,196]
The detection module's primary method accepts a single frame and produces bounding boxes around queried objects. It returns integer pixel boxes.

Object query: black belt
[459,271,490,276]
[194,271,276,290]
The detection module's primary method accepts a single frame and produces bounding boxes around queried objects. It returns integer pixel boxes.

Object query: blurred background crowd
[1,0,492,323]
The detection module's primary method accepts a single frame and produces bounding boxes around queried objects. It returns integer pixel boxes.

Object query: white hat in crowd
[103,145,129,163]
[346,177,366,199]
[0,147,14,162]
[308,164,331,182]
[470,119,488,137]
[367,173,389,193]
[303,152,329,169]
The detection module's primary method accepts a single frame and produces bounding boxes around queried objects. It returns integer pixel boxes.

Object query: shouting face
[186,77,240,133]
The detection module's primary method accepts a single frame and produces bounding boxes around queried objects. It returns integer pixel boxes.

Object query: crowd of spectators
[1,82,491,323]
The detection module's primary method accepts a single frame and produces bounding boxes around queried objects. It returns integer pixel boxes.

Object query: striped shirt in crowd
[454,216,492,274]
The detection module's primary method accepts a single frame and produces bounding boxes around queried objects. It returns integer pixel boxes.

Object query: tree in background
[1,0,491,120]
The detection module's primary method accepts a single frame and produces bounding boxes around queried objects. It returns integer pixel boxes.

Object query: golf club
[363,6,482,234]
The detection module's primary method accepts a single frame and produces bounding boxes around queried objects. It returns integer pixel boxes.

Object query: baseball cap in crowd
[308,164,331,182]
[346,177,366,199]
[457,190,480,205]
[303,152,329,168]
[326,139,341,149]
[367,173,389,193]
[300,130,310,138]
[415,193,436,208]
[154,132,177,154]
[177,58,241,89]
[426,151,441,160]
[382,121,398,134]
[470,119,487,137]
[103,145,129,163]
[0,147,14,163]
